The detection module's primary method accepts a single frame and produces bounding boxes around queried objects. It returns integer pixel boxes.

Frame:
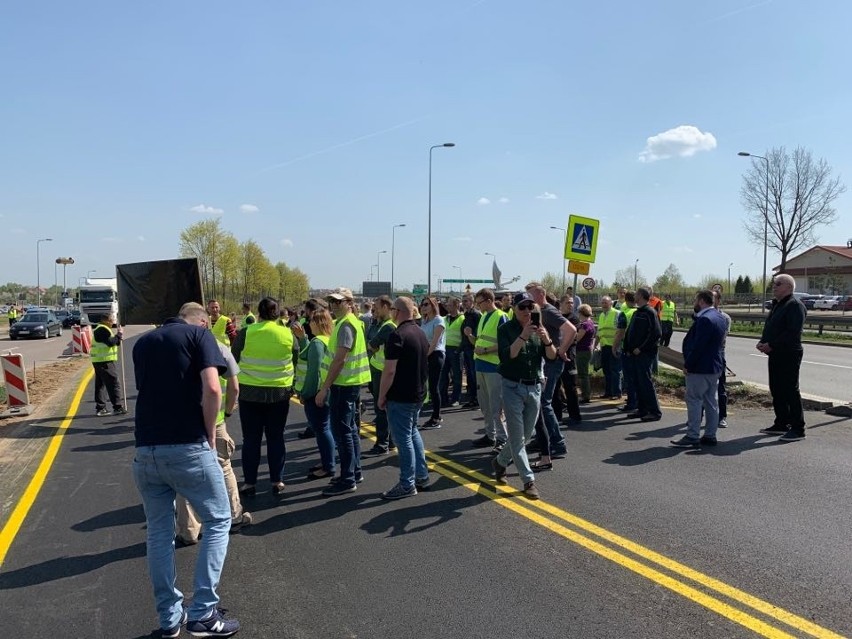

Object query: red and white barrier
[1,353,32,417]
[71,325,92,355]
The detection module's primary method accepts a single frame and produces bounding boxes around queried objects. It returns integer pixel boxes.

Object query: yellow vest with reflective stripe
[90,323,118,363]
[237,321,295,388]
[474,309,506,365]
[661,301,676,322]
[369,319,396,371]
[321,313,371,386]
[621,306,636,325]
[7,308,17,320]
[210,315,230,345]
[597,310,618,347]
[295,335,329,393]
[444,314,464,348]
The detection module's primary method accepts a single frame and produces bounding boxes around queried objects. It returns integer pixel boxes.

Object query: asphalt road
[1,336,851,638]
[667,332,851,403]
[0,325,150,366]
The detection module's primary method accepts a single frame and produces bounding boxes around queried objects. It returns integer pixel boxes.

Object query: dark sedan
[9,311,63,340]
[62,309,89,328]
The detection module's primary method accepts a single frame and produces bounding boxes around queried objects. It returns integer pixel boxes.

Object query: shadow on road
[360,494,482,537]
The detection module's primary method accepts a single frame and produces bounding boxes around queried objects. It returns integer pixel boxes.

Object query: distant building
[775,242,852,294]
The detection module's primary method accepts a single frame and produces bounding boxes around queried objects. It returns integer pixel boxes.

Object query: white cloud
[453,236,472,242]
[638,125,717,163]
[536,192,558,200]
[673,245,695,254]
[137,235,146,242]
[693,213,702,219]
[189,204,224,215]
[240,204,259,214]
[280,238,294,247]
[477,197,491,206]
[498,197,509,204]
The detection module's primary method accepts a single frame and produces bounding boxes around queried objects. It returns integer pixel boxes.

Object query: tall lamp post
[36,238,53,306]
[376,250,388,282]
[738,151,770,313]
[452,265,462,293]
[550,225,567,291]
[428,142,455,295]
[370,264,378,281]
[634,259,639,290]
[391,223,406,293]
[727,262,734,299]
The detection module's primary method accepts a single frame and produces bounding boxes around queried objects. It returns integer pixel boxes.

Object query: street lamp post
[36,238,53,306]
[376,250,388,282]
[370,264,378,281]
[391,223,406,294]
[452,265,462,292]
[428,142,455,296]
[550,225,567,291]
[634,259,639,290]
[738,151,770,313]
[727,262,734,299]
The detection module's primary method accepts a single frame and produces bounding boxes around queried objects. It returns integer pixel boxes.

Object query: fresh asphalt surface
[1,335,851,638]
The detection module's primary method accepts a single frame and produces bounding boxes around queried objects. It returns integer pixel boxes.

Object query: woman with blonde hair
[293,308,336,479]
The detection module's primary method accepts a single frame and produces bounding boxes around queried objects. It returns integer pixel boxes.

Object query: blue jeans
[685,373,719,439]
[633,352,661,418]
[439,346,463,404]
[133,443,231,629]
[496,379,541,485]
[304,397,335,473]
[541,358,565,450]
[330,385,362,486]
[621,352,637,410]
[387,401,429,489]
[601,345,621,397]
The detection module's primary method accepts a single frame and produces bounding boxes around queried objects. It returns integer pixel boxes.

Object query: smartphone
[530,311,541,327]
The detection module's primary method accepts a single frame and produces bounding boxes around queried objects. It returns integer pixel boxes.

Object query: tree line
[179,219,309,313]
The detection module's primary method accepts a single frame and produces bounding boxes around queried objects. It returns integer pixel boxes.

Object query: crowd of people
[128,276,807,637]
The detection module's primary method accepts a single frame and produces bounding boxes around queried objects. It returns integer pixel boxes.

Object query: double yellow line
[359,423,844,639]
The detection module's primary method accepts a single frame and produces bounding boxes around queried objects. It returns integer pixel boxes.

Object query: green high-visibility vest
[444,314,465,348]
[242,311,256,328]
[295,335,329,393]
[90,323,119,363]
[661,301,676,322]
[597,310,618,347]
[237,321,295,388]
[621,306,636,325]
[474,309,506,365]
[210,315,230,345]
[369,319,396,371]
[8,308,17,320]
[321,313,371,386]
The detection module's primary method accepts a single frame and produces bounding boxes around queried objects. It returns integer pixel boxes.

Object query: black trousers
[239,398,291,485]
[660,321,674,346]
[93,361,122,410]
[427,351,446,420]
[768,350,805,432]
[553,361,581,422]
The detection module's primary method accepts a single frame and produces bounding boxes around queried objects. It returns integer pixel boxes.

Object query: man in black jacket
[757,274,807,441]
[624,288,662,422]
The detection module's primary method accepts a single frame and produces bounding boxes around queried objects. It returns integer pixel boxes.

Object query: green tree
[538,272,562,296]
[653,263,685,293]
[734,275,745,294]
[743,275,753,293]
[180,219,225,297]
[613,264,646,289]
[696,274,724,291]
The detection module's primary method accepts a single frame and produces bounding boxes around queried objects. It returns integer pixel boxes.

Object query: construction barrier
[72,325,92,355]
[1,352,32,417]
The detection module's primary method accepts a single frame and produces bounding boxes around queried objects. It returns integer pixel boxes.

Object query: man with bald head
[757,273,807,442]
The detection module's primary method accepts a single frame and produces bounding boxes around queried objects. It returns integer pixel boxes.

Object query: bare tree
[740,147,845,271]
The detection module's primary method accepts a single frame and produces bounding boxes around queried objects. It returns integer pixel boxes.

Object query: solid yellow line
[0,367,94,567]
[357,422,842,639]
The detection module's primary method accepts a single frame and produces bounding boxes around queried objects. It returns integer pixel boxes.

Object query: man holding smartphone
[525,282,576,458]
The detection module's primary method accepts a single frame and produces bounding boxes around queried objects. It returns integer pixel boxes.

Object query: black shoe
[778,430,805,442]
[113,406,128,415]
[760,425,788,435]
[699,436,717,446]
[617,405,637,413]
[640,414,662,422]
[491,458,507,483]
[463,400,479,409]
[626,412,646,419]
[419,418,443,430]
[298,428,315,439]
[550,444,568,458]
[472,435,495,448]
[363,445,389,457]
[670,436,700,448]
[322,482,357,496]
[415,475,431,489]
[525,442,541,454]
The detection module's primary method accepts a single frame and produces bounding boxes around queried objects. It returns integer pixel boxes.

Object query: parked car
[55,309,71,326]
[803,294,823,310]
[8,310,63,340]
[814,295,852,311]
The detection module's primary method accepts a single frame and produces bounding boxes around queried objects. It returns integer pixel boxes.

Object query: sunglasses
[517,303,534,311]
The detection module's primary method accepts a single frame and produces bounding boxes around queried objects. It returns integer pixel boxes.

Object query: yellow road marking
[357,421,844,639]
[0,368,94,567]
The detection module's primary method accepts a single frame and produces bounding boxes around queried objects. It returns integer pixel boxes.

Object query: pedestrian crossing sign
[564,214,600,263]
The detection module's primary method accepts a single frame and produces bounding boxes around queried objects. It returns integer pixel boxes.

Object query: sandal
[531,460,553,470]
[306,468,333,480]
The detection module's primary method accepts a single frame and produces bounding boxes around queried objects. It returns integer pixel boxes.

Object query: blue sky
[2,0,850,294]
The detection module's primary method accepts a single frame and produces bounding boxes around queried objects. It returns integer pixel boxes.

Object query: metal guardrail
[725,312,852,334]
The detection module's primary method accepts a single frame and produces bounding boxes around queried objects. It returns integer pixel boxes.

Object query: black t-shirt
[133,317,227,446]
[384,319,429,404]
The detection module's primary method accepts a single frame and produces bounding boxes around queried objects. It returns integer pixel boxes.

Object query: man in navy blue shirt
[132,302,239,638]
[671,290,728,449]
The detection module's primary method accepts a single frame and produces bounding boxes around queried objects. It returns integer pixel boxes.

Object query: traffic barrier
[1,352,32,417]
[71,325,92,356]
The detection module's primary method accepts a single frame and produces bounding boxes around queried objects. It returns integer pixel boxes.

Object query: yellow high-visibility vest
[90,323,118,363]
[321,313,371,386]
[597,310,618,347]
[444,314,465,348]
[369,319,397,371]
[237,321,295,388]
[661,301,676,322]
[474,310,506,365]
[210,315,230,345]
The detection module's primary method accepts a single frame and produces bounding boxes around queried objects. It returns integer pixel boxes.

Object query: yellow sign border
[564,214,600,263]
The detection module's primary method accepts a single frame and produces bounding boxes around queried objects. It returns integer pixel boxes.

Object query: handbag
[591,348,602,371]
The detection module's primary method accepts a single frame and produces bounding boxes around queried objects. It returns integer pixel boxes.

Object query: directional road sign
[567,260,590,275]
